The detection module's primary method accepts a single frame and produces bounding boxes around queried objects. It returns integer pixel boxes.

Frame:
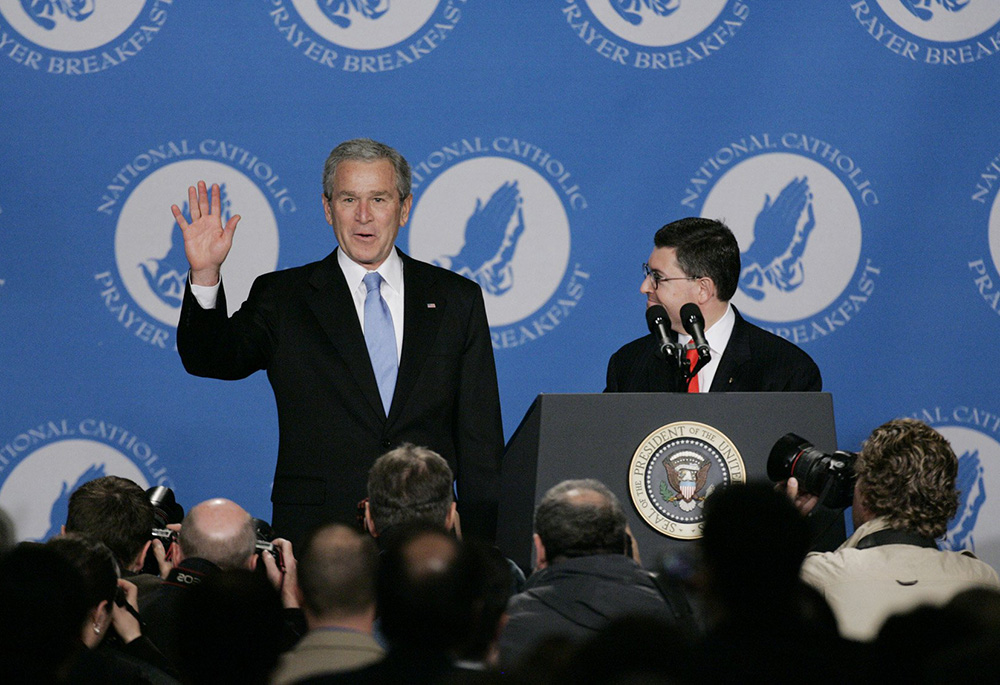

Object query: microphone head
[646,304,669,333]
[680,303,704,335]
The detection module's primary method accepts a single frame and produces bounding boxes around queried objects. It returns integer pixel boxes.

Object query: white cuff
[189,275,219,309]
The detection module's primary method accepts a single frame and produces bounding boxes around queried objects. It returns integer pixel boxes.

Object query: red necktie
[686,344,699,393]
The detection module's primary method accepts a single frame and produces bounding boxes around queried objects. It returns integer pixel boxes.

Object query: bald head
[178,499,257,570]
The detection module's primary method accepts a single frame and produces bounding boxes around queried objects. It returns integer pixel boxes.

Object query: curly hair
[855,418,958,539]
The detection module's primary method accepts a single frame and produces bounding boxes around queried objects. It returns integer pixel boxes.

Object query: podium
[497,392,837,571]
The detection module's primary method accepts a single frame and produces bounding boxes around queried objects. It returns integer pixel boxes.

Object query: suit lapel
[306,250,386,421]
[389,252,445,423]
[710,308,751,391]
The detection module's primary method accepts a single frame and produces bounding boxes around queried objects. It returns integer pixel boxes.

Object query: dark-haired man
[498,479,684,667]
[605,217,820,393]
[63,475,163,602]
[175,138,503,546]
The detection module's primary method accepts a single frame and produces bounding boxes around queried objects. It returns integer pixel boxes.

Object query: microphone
[680,303,711,361]
[646,305,678,357]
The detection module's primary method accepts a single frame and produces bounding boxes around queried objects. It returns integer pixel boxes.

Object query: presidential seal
[629,421,745,539]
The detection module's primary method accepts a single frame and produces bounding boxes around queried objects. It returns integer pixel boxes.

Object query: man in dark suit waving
[605,217,821,394]
[174,139,503,545]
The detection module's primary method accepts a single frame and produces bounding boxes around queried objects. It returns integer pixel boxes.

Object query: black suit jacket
[177,248,504,543]
[604,307,821,393]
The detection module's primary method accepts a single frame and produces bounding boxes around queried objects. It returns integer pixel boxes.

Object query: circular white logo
[0,0,144,51]
[876,0,1000,42]
[988,183,1000,274]
[291,0,438,50]
[0,438,148,541]
[115,160,280,327]
[935,424,1000,571]
[408,157,571,327]
[584,0,728,46]
[702,153,863,323]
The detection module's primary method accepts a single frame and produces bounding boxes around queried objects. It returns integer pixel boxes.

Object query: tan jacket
[801,517,1000,641]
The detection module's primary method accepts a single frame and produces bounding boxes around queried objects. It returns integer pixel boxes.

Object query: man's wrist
[190,268,221,287]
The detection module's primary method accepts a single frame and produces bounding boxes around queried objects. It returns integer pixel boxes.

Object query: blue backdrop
[3,1,1000,568]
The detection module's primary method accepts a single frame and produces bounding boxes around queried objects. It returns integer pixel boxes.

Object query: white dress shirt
[677,302,735,393]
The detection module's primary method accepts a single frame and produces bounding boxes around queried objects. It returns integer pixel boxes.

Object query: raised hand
[171,180,241,286]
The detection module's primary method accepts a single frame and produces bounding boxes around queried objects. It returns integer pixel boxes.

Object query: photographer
[142,498,299,666]
[64,475,168,603]
[785,418,1000,640]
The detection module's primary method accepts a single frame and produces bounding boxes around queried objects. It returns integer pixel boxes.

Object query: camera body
[151,527,178,546]
[767,433,858,509]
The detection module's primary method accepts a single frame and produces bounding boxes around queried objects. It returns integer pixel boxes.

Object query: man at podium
[605,217,821,393]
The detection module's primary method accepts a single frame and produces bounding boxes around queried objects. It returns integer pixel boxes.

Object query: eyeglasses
[642,263,699,290]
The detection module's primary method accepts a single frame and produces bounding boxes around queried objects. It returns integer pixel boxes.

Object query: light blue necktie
[363,272,397,415]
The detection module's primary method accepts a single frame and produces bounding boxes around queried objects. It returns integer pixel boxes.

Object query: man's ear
[364,501,378,538]
[321,193,333,225]
[533,533,548,570]
[248,553,259,571]
[60,524,66,535]
[133,539,153,572]
[444,502,458,535]
[696,276,717,304]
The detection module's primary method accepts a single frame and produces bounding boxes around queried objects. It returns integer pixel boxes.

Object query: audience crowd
[2,422,999,684]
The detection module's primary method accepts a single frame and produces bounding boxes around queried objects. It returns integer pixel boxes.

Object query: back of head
[856,418,958,538]
[367,443,454,537]
[700,482,809,616]
[376,522,475,652]
[65,475,154,570]
[534,479,627,562]
[178,498,257,570]
[45,533,120,611]
[297,523,378,621]
[176,569,285,685]
[653,217,740,301]
[454,540,515,663]
[0,543,89,683]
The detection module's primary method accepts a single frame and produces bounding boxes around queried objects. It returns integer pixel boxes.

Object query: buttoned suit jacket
[177,248,504,543]
[604,307,822,393]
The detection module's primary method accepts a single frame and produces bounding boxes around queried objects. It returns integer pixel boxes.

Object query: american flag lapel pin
[427,303,436,308]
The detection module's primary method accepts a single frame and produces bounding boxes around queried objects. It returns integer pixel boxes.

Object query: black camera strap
[855,528,938,550]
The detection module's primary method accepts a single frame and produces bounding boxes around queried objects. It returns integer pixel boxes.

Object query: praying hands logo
[610,0,680,25]
[20,0,94,30]
[900,0,970,21]
[944,449,986,553]
[436,181,526,296]
[738,177,817,302]
[319,0,390,28]
[141,184,232,309]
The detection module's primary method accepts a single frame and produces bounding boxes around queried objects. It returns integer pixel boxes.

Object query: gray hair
[367,443,454,534]
[322,138,411,201]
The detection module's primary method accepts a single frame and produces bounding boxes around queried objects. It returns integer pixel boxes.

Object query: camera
[767,433,857,509]
[252,518,284,569]
[142,486,184,575]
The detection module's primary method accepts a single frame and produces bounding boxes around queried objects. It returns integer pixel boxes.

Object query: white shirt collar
[678,302,735,357]
[337,247,403,295]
